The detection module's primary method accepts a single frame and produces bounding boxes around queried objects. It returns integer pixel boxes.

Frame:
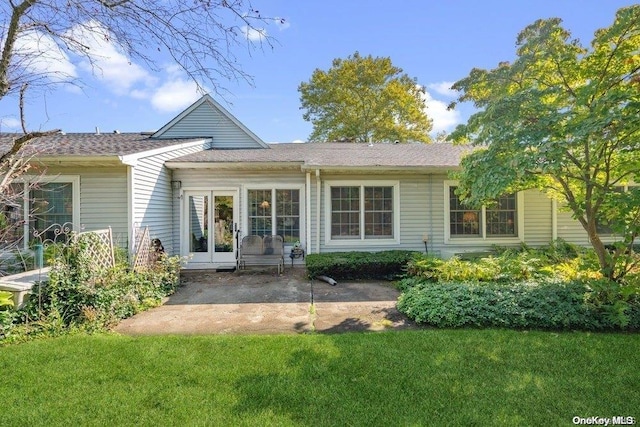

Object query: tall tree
[448,5,640,280]
[298,52,432,143]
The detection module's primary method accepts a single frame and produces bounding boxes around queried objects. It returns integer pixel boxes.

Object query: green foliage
[306,250,418,280]
[398,241,640,331]
[449,5,640,279]
[397,280,639,331]
[298,51,432,143]
[3,235,182,344]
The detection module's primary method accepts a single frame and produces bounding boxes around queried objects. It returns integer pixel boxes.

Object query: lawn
[1,330,638,426]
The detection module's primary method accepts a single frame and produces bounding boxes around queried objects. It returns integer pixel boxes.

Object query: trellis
[132,226,153,272]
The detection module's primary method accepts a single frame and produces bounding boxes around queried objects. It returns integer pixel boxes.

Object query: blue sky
[0,0,636,143]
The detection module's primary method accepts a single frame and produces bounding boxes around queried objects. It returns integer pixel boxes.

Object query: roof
[167,142,473,169]
[0,133,207,157]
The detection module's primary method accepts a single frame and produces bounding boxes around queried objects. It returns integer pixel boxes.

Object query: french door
[184,190,237,265]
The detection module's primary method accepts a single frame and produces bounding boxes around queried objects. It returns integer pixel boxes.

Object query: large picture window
[328,182,397,242]
[247,188,300,243]
[447,183,520,240]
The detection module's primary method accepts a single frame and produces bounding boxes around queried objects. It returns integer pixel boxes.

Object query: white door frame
[182,189,239,267]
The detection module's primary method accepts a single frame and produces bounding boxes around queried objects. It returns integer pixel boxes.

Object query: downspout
[316,169,321,254]
[127,165,135,255]
[306,172,311,254]
[551,199,558,241]
[428,174,434,254]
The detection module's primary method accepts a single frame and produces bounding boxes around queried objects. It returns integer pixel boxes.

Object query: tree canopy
[448,5,640,279]
[298,52,432,143]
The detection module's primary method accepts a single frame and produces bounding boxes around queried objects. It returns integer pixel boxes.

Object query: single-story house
[1,94,600,269]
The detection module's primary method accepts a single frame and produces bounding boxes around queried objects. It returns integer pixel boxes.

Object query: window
[447,183,521,241]
[30,182,74,241]
[0,183,25,247]
[449,187,481,237]
[596,185,637,234]
[486,194,517,236]
[247,188,300,243]
[327,182,398,242]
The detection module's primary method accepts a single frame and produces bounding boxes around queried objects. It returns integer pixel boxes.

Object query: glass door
[184,190,237,265]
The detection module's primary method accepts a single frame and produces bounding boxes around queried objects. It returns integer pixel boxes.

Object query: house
[1,94,599,269]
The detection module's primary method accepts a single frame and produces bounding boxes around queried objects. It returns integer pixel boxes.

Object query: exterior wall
[45,166,129,248]
[171,169,306,257]
[132,143,211,254]
[158,102,263,148]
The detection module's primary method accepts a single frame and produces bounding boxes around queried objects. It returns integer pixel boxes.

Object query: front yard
[0,330,637,426]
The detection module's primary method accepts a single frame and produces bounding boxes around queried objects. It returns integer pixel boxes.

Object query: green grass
[1,330,638,426]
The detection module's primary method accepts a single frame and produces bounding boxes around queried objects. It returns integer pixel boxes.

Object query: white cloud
[68,20,153,94]
[13,30,77,82]
[422,89,461,135]
[150,78,202,113]
[427,81,457,98]
[242,26,267,42]
[0,117,21,130]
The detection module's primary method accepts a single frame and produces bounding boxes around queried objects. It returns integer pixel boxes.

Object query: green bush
[3,232,183,344]
[306,250,418,280]
[396,279,640,331]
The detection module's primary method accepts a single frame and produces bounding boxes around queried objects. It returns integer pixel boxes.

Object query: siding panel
[160,102,263,148]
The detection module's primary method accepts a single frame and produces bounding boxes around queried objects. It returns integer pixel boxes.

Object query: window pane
[248,189,272,236]
[1,183,24,247]
[449,186,481,237]
[486,194,517,236]
[331,186,360,238]
[276,189,300,243]
[30,182,73,240]
[364,186,393,238]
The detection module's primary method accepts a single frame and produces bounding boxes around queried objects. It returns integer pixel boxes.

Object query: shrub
[396,279,639,331]
[3,234,183,344]
[305,250,418,280]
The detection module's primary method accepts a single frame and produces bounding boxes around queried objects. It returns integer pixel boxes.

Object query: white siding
[171,169,306,255]
[158,102,263,148]
[46,166,128,248]
[557,209,590,245]
[133,143,210,254]
[522,189,553,246]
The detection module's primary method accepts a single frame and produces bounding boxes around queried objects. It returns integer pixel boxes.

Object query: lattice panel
[132,226,153,272]
[78,228,115,272]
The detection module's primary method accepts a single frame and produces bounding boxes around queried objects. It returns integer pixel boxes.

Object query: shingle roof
[0,133,207,157]
[169,142,472,168]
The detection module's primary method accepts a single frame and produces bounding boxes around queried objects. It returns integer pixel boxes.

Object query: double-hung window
[247,188,301,243]
[326,181,399,244]
[446,182,522,242]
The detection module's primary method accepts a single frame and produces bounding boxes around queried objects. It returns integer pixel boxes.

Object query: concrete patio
[114,268,415,335]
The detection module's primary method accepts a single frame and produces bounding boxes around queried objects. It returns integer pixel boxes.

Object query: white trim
[306,172,312,254]
[152,94,268,148]
[127,166,135,253]
[323,180,401,247]
[19,175,80,249]
[242,185,306,248]
[119,139,212,166]
[316,170,321,254]
[443,180,524,245]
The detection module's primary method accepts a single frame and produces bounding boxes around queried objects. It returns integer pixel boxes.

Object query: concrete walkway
[114,268,415,335]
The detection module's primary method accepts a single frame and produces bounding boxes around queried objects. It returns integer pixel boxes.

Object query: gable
[152,95,267,149]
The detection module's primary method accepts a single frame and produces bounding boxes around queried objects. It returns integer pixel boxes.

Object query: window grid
[248,189,272,236]
[276,189,300,243]
[30,183,73,240]
[486,194,517,236]
[331,186,360,239]
[449,186,481,237]
[364,186,393,238]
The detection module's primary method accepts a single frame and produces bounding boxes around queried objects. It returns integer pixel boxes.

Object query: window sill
[445,236,523,246]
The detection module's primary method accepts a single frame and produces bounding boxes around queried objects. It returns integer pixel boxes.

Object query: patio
[114,268,415,334]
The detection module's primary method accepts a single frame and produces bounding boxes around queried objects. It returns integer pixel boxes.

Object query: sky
[0,0,636,143]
